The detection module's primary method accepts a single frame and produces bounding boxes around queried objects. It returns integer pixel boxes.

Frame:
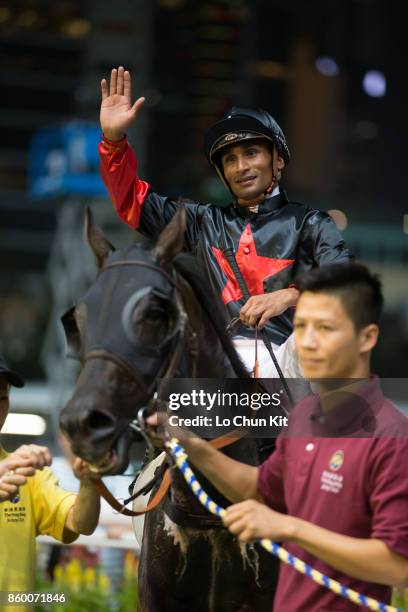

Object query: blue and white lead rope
[165,437,405,612]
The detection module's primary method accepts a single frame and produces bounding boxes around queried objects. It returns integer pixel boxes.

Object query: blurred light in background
[2,413,47,436]
[17,10,38,28]
[0,7,11,24]
[328,209,348,231]
[315,56,339,77]
[354,120,378,141]
[74,85,93,104]
[362,70,386,97]
[63,18,91,38]
[224,0,246,5]
[142,88,162,108]
[159,0,187,8]
[403,214,408,235]
[255,60,287,80]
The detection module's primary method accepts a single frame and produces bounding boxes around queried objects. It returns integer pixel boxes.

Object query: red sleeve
[99,135,150,230]
[257,436,286,512]
[369,436,408,559]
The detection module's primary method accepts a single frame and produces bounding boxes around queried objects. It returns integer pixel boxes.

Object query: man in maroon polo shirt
[150,263,408,611]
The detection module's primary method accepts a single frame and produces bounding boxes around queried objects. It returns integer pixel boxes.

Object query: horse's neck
[197,332,237,378]
[168,275,259,516]
[179,278,238,378]
[195,313,237,378]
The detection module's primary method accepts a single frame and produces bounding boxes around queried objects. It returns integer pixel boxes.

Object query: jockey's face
[0,374,10,431]
[294,292,378,380]
[221,140,283,205]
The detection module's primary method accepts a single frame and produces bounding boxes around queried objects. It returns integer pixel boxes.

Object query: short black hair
[296,263,384,329]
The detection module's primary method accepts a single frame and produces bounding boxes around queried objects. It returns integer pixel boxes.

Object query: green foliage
[35,552,138,612]
[392,588,408,611]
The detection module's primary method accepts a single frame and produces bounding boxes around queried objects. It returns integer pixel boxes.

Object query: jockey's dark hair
[296,263,384,330]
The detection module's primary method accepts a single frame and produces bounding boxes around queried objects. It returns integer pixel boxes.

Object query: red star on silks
[212,224,294,304]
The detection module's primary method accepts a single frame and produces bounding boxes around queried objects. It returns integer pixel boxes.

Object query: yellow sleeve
[29,467,78,544]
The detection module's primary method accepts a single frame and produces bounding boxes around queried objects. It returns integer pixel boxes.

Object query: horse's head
[59,207,188,474]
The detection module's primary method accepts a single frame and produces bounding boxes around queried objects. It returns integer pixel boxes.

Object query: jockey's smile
[221,140,284,205]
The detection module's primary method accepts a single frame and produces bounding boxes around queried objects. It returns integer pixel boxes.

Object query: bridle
[83,259,198,402]
[74,257,249,518]
[76,257,201,516]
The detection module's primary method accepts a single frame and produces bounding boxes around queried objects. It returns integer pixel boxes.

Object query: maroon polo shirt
[258,378,408,611]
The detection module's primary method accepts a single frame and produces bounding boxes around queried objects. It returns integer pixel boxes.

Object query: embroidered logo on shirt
[329,450,344,471]
[320,450,344,494]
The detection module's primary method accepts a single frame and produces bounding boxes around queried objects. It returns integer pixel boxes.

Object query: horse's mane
[173,253,250,379]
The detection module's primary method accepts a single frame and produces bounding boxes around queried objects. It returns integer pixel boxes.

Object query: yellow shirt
[0,447,77,611]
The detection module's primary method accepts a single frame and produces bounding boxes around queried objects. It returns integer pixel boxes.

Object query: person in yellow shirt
[0,356,101,610]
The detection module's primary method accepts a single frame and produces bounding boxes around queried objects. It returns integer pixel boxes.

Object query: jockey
[98,67,350,377]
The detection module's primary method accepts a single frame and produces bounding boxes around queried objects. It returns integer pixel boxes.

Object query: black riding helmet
[204,107,290,185]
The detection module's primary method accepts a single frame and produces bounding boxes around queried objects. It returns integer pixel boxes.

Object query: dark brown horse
[60,207,279,611]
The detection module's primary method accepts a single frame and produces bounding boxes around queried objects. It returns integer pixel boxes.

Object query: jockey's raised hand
[100,66,145,142]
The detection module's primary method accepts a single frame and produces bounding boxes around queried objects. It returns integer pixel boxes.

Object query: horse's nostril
[85,410,116,432]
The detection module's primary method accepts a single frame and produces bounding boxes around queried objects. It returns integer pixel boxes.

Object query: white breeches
[233,333,302,378]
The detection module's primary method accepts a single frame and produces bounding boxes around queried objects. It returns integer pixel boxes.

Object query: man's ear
[275,153,285,171]
[358,323,379,354]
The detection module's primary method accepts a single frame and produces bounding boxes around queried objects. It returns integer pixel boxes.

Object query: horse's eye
[128,296,173,347]
[146,307,167,322]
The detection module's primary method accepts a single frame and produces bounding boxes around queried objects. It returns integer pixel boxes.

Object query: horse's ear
[84,207,115,268]
[152,206,187,264]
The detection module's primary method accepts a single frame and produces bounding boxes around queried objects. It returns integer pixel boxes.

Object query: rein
[221,239,294,406]
[93,430,247,517]
[166,437,404,612]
